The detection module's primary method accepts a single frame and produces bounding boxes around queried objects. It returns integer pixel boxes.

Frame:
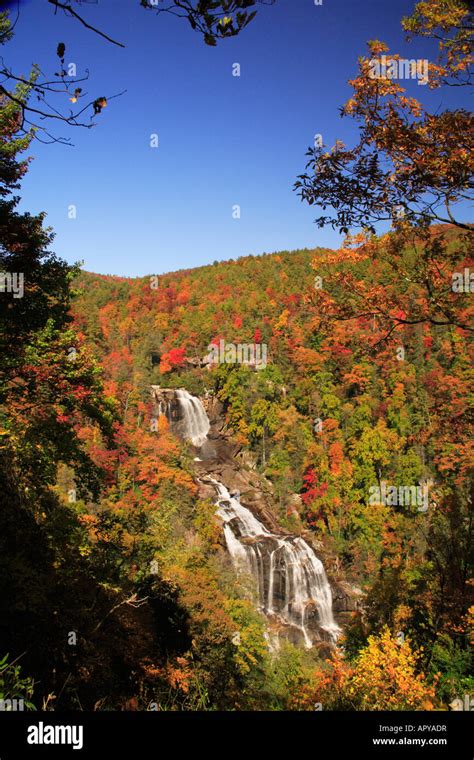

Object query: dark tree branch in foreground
[139,0,276,47]
[0,0,276,145]
[48,0,125,48]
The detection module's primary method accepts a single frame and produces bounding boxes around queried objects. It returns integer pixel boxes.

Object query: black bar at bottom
[0,710,471,758]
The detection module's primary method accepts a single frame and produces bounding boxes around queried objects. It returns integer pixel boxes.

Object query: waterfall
[212,479,340,647]
[171,389,210,447]
[152,386,340,647]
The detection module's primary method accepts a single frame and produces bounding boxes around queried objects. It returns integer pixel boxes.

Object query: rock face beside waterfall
[151,386,342,648]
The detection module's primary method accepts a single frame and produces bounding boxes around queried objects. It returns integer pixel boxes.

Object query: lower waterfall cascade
[213,479,340,647]
[154,387,341,647]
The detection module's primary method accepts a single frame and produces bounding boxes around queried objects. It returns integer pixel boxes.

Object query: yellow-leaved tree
[292,627,438,711]
[350,627,438,710]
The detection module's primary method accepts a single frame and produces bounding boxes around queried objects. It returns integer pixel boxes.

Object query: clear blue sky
[4,0,470,276]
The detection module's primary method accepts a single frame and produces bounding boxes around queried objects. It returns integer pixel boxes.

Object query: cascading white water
[212,479,340,647]
[153,387,340,647]
[173,389,210,447]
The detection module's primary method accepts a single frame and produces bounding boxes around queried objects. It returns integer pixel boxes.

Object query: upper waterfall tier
[151,386,210,447]
[174,389,210,446]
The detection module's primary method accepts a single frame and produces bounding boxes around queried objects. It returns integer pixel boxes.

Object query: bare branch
[47,0,125,48]
[90,593,149,635]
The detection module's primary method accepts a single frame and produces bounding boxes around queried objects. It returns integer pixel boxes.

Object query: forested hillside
[61,224,473,710]
[2,219,472,710]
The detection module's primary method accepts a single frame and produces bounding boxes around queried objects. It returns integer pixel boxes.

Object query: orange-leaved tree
[295,0,473,233]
